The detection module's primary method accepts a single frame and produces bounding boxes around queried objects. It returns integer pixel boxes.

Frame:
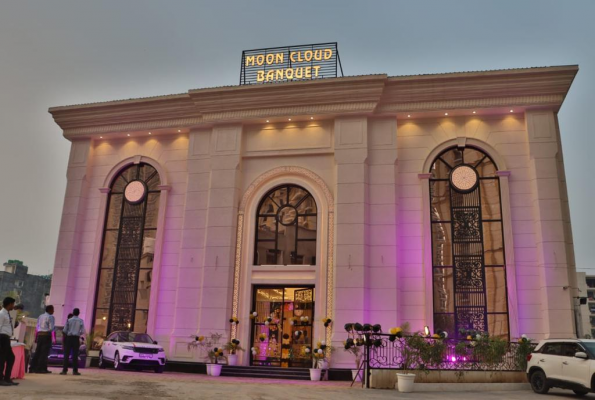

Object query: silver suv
[527,339,595,396]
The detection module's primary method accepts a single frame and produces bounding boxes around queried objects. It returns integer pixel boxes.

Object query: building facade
[1,261,52,318]
[48,65,578,367]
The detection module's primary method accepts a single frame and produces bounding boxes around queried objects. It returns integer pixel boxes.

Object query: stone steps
[221,365,323,381]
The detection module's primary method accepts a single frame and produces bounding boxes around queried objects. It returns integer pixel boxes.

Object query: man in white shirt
[0,297,18,386]
[60,308,85,376]
[30,305,55,374]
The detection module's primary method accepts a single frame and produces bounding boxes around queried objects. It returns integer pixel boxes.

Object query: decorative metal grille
[93,163,160,337]
[254,184,317,266]
[429,147,509,339]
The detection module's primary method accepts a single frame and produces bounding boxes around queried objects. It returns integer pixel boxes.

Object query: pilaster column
[198,125,243,336]
[525,110,575,338]
[333,117,368,336]
[50,139,93,325]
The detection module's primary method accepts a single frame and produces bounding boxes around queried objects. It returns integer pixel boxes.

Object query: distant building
[1,260,52,318]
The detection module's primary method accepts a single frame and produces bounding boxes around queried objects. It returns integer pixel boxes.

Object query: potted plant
[188,332,222,375]
[208,347,225,376]
[397,330,447,392]
[343,338,363,382]
[314,340,334,369]
[85,330,99,368]
[304,346,323,381]
[223,339,244,366]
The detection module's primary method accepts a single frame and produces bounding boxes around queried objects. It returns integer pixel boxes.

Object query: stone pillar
[366,118,398,329]
[197,125,243,337]
[333,117,368,337]
[525,110,575,338]
[50,139,93,325]
[169,129,211,352]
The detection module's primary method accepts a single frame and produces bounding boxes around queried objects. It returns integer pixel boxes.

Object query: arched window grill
[93,163,161,339]
[254,184,317,266]
[430,146,509,339]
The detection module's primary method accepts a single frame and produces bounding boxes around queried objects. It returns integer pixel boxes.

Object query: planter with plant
[223,339,244,366]
[188,332,223,375]
[343,338,363,382]
[208,347,225,376]
[397,328,446,393]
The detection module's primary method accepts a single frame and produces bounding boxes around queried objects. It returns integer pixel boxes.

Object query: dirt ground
[0,367,591,400]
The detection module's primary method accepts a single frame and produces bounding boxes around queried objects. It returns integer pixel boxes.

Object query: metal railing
[360,333,534,388]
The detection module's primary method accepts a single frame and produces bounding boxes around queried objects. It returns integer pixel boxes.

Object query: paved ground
[0,367,592,400]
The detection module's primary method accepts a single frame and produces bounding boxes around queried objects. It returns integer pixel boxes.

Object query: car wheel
[114,352,124,371]
[154,366,165,373]
[98,352,106,369]
[573,389,589,396]
[530,370,549,394]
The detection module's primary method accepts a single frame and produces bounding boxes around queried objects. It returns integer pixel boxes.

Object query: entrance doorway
[250,285,315,368]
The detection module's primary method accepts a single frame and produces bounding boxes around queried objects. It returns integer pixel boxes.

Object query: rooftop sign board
[240,42,343,85]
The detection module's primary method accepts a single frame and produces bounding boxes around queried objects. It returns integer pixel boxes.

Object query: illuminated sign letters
[240,43,343,85]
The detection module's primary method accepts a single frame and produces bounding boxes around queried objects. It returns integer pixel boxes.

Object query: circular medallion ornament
[277,206,297,226]
[124,180,147,204]
[449,164,479,193]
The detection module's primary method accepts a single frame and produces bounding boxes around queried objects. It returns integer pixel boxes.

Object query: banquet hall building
[48,64,579,368]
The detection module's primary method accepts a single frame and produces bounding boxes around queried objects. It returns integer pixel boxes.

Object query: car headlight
[121,345,134,350]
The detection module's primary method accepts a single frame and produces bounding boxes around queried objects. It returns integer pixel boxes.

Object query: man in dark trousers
[0,297,18,386]
[30,305,55,373]
[60,308,84,376]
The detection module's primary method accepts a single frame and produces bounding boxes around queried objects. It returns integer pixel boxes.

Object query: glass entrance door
[250,286,314,368]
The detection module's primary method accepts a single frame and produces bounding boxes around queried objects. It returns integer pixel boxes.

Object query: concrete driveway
[0,367,592,400]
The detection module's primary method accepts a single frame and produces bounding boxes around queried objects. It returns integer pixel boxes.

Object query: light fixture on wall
[148,132,152,135]
[127,134,131,137]
[310,117,314,120]
[510,109,514,113]
[266,120,270,123]
[473,111,477,114]
[407,114,411,118]
[288,118,292,121]
[178,129,181,132]
[99,136,103,139]
[444,112,448,116]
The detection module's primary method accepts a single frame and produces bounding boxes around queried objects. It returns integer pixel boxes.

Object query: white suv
[98,331,166,373]
[527,339,595,396]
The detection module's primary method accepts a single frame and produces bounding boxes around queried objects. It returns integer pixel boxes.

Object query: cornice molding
[49,66,578,138]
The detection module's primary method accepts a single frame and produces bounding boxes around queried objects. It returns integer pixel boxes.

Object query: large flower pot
[211,364,222,377]
[228,354,238,366]
[309,368,322,381]
[396,373,416,393]
[317,360,329,370]
[206,364,212,375]
[351,369,362,382]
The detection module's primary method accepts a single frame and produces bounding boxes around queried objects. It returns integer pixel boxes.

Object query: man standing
[30,305,55,374]
[0,297,18,386]
[60,308,84,376]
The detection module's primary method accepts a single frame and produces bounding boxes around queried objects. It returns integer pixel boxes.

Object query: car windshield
[118,332,154,344]
[580,342,595,355]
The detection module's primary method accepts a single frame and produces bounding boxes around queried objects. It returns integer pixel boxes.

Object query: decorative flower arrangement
[249,311,258,319]
[187,332,222,353]
[258,333,267,342]
[223,339,244,355]
[322,317,332,327]
[389,327,403,341]
[517,334,530,344]
[208,347,225,364]
[229,317,239,326]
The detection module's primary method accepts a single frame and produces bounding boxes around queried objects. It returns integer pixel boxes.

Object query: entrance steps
[221,365,323,381]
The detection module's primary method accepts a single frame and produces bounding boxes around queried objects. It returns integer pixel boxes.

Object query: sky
[0,0,594,275]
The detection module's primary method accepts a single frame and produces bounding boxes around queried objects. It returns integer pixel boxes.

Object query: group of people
[0,296,86,385]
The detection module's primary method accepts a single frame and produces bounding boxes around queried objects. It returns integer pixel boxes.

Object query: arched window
[430,147,509,339]
[254,184,317,266]
[93,163,161,338]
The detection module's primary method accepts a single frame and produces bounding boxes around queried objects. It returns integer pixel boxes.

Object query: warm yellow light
[310,117,314,120]
[99,136,103,139]
[510,109,514,113]
[102,316,106,321]
[407,115,411,118]
[127,134,131,137]
[148,132,152,135]
[266,120,269,123]
[178,129,181,132]
[288,118,292,121]
[444,113,448,116]
[472,111,476,114]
